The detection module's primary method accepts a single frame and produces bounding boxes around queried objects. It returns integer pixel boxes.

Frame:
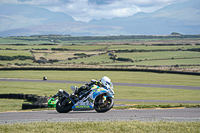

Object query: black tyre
[56,99,73,113]
[94,96,114,113]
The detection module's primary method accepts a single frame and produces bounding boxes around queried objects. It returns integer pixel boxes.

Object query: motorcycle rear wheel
[56,99,73,113]
[94,96,114,113]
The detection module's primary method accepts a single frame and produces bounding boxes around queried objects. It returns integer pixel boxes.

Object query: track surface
[0,108,200,124]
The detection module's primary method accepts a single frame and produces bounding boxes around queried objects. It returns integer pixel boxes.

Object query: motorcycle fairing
[92,85,107,99]
[72,85,108,111]
[72,93,94,111]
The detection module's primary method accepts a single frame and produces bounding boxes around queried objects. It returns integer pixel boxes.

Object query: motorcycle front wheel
[94,96,114,113]
[56,98,73,113]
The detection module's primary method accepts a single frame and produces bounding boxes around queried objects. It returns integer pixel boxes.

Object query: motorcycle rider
[52,76,112,100]
[72,76,112,100]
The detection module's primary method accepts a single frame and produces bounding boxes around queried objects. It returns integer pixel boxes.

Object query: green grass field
[0,45,58,50]
[108,44,200,51]
[0,50,32,57]
[60,45,107,51]
[33,51,104,61]
[64,50,200,66]
[0,60,34,65]
[1,49,199,67]
[0,121,200,133]
[0,99,24,112]
[0,37,50,45]
[63,54,113,64]
[115,51,200,60]
[133,58,200,66]
[104,58,200,66]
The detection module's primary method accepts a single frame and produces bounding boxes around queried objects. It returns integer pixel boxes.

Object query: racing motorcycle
[49,80,114,113]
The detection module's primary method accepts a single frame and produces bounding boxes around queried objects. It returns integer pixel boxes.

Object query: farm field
[0,44,58,50]
[108,44,200,51]
[60,45,108,50]
[104,58,200,66]
[0,35,200,73]
[0,59,34,65]
[0,35,200,76]
[0,50,32,57]
[114,51,200,60]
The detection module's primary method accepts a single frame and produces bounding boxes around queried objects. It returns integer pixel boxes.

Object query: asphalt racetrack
[1,108,200,124]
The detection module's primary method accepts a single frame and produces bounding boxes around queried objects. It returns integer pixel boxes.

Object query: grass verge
[0,121,200,133]
[113,104,200,110]
[0,99,24,112]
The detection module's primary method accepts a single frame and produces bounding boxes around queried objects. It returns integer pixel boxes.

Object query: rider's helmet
[101,76,113,89]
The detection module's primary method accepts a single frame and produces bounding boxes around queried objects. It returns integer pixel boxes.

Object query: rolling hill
[0,0,199,37]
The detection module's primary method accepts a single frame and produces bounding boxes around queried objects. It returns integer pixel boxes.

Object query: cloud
[0,0,187,22]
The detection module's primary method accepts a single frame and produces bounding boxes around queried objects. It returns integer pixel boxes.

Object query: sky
[0,0,187,22]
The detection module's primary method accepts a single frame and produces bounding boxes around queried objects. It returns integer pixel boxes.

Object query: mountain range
[0,0,200,37]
